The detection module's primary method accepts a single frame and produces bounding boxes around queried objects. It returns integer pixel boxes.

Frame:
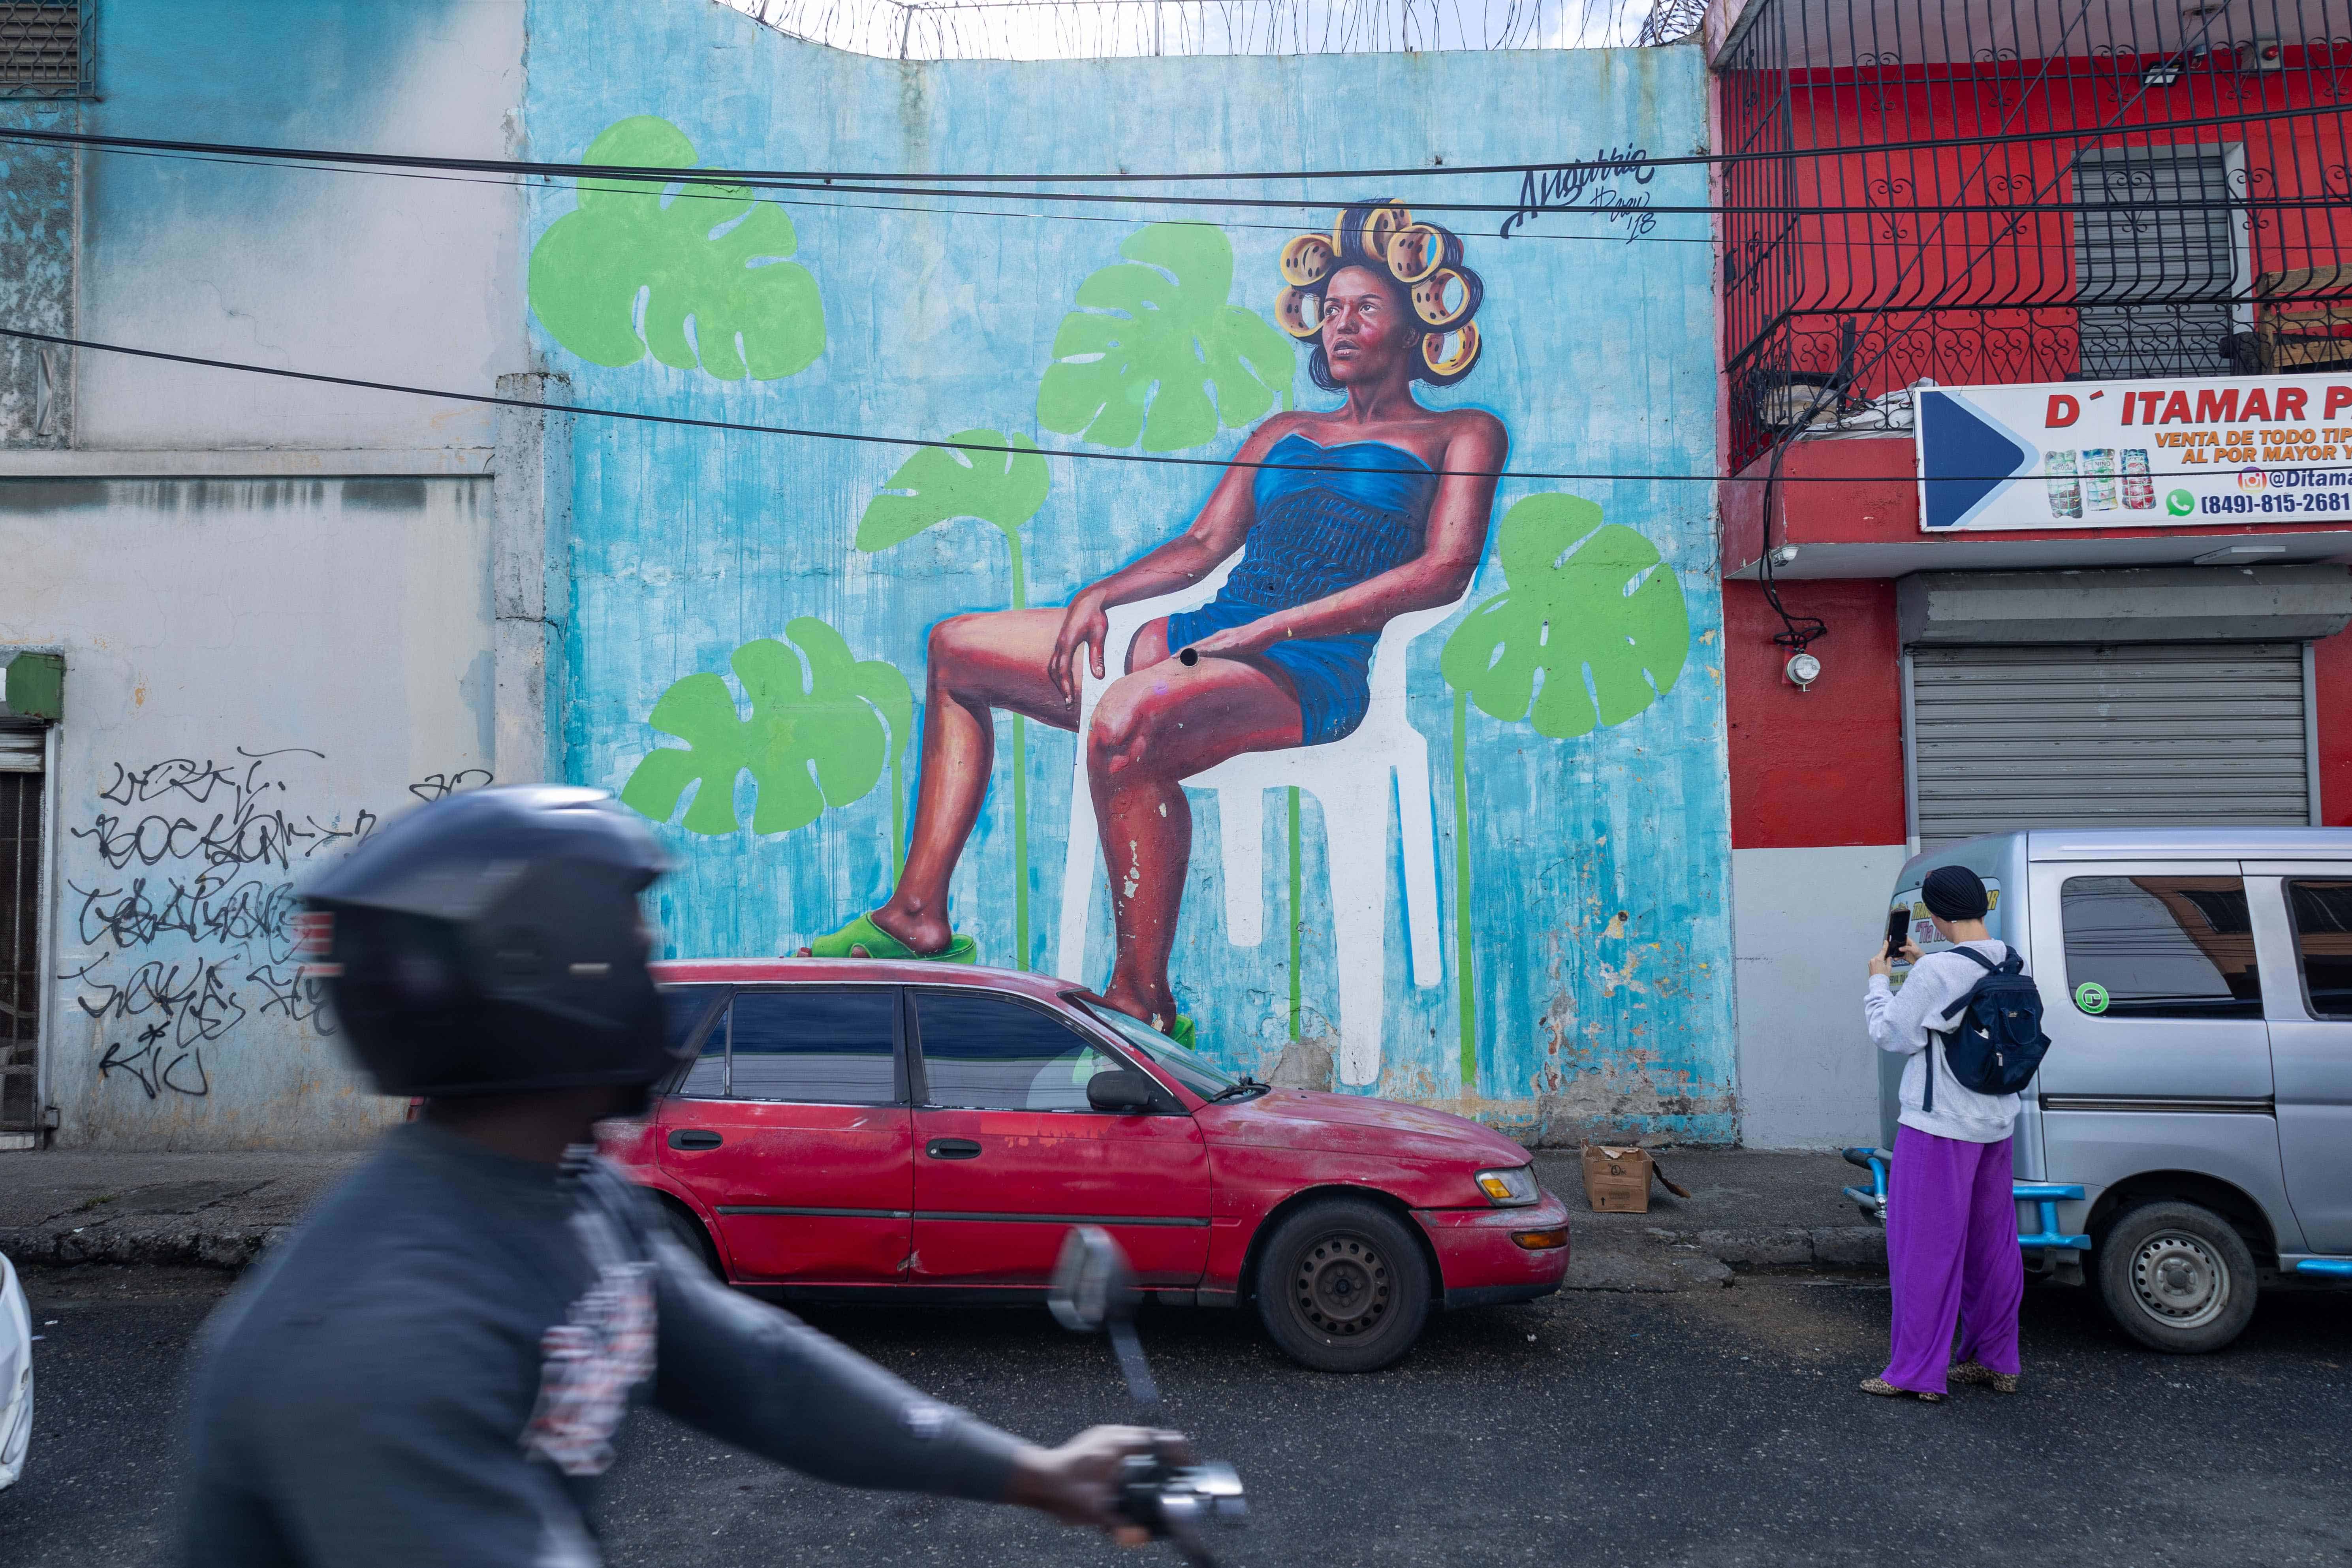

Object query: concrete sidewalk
[1530,1148,1885,1291]
[0,1144,1885,1289]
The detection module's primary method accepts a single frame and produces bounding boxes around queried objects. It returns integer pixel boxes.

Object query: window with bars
[1,767,41,1132]
[1,2,92,98]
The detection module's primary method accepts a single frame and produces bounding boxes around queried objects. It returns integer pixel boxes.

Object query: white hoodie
[1863,939,2024,1144]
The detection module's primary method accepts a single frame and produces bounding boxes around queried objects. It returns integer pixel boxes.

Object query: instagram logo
[2238,467,2269,491]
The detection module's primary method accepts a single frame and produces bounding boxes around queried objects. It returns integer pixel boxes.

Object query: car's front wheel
[1254,1198,1432,1373]
[2095,1200,2258,1354]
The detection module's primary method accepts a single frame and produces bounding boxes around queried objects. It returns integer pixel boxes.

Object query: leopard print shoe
[1859,1376,1945,1403]
[1949,1360,2021,1394]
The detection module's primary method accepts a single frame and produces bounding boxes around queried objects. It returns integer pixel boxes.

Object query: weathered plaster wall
[71,0,526,452]
[527,4,1735,1140]
[0,100,76,448]
[2,478,494,1148]
[0,3,532,1147]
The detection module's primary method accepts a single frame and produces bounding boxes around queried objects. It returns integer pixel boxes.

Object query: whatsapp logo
[2166,489,2196,517]
[2075,981,2111,1015]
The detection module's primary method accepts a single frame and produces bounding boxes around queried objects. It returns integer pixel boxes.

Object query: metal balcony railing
[1717,0,2352,470]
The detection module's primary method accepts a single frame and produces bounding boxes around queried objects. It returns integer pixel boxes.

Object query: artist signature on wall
[1499,147,1658,243]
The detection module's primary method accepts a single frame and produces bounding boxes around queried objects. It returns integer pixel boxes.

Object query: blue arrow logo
[1918,391,2038,530]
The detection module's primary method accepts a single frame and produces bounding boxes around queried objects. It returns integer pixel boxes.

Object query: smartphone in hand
[1884,906,1911,961]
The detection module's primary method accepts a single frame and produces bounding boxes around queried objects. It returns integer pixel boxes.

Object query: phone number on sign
[2198,492,2352,515]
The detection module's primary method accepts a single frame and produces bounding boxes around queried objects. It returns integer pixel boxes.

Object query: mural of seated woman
[808,202,1504,1047]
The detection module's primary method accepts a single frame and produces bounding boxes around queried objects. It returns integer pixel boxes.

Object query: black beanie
[1922,865,1990,922]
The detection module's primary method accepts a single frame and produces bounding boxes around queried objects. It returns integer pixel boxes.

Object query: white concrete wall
[1732,843,1908,1148]
[2,477,494,1149]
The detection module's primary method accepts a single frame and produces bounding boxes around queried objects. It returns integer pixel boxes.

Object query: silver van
[1843,828,2352,1353]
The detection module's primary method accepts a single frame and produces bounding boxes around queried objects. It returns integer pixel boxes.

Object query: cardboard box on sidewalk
[1580,1144,1691,1213]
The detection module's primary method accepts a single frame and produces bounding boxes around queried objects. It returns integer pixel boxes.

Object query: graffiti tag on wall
[1498,147,1658,242]
[60,750,490,1100]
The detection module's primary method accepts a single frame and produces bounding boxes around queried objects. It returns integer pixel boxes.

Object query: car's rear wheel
[2095,1200,2257,1354]
[1254,1198,1431,1373]
[657,1196,726,1280]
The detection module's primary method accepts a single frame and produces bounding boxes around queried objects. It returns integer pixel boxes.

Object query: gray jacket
[179,1122,1023,1567]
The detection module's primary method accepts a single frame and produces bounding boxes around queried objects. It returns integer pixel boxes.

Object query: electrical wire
[3,325,2306,491]
[0,323,1723,483]
[2,134,1715,245]
[4,95,2343,189]
[8,125,2327,224]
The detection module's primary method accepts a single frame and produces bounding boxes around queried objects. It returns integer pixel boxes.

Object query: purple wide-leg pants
[1881,1123,2023,1394]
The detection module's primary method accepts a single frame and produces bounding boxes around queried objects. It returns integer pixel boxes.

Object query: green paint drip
[1012,714,1030,971]
[1009,540,1028,970]
[1453,690,1477,1087]
[1287,785,1303,1042]
[889,752,905,873]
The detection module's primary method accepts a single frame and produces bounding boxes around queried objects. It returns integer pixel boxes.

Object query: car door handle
[668,1129,723,1151]
[925,1137,983,1160]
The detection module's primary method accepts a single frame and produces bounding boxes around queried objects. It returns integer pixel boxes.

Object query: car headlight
[1474,1165,1540,1207]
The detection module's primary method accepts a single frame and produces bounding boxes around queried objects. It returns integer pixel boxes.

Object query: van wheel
[1253,1198,1431,1373]
[2095,1201,2257,1354]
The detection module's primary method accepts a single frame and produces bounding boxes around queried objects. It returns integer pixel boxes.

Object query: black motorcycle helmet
[301,786,680,1098]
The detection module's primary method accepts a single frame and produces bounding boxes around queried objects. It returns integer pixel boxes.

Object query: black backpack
[1922,946,2051,1112]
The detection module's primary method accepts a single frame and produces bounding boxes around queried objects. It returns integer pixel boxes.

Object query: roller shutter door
[1911,643,2310,848]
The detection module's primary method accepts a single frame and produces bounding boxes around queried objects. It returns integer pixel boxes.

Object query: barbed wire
[719,0,1669,61]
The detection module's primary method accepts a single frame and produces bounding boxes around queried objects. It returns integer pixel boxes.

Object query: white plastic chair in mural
[1053,560,1472,1087]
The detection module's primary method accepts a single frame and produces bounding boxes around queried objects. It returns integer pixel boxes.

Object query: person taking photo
[177,786,1178,1567]
[1860,865,2025,1403]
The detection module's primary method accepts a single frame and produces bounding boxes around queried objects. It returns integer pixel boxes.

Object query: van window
[2060,875,2263,1019]
[2286,880,2352,1020]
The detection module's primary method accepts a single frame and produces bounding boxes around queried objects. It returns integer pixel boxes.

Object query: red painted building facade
[1705,0,2352,1144]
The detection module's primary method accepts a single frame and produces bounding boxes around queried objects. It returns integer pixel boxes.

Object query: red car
[602,959,1572,1371]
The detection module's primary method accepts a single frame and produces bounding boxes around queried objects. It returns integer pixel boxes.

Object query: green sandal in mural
[1163,1013,1197,1051]
[807,912,977,964]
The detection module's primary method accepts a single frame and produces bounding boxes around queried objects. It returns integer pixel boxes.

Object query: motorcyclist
[177,785,1179,1566]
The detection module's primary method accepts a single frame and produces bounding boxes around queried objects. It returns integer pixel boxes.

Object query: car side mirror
[1086,1067,1159,1113]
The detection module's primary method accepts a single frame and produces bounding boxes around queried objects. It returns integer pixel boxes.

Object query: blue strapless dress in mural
[1166,433,1440,746]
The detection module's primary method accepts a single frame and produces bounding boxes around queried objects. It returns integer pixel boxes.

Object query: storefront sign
[1916,374,2352,532]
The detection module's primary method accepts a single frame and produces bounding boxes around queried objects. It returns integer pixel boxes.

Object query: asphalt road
[4,1263,2348,1568]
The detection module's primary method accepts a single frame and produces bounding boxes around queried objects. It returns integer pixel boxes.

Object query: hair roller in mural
[1037,223,1295,453]
[1439,493,1691,1083]
[620,620,915,859]
[526,116,824,381]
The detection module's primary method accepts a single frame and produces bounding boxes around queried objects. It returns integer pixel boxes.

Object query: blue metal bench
[1841,1147,2090,1250]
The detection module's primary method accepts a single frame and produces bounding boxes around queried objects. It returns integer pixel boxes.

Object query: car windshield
[1077,1000,1246,1100]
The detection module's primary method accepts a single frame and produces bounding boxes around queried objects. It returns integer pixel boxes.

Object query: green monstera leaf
[528,116,824,381]
[621,619,913,839]
[1038,224,1293,453]
[1440,494,1690,740]
[857,432,1051,609]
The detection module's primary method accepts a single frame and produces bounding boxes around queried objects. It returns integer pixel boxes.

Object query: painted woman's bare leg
[871,609,1074,954]
[1085,652,1303,1028]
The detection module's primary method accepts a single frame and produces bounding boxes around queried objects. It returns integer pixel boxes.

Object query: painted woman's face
[1319,265,1414,385]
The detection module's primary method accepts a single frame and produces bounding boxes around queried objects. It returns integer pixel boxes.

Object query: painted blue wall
[525,0,1733,1139]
